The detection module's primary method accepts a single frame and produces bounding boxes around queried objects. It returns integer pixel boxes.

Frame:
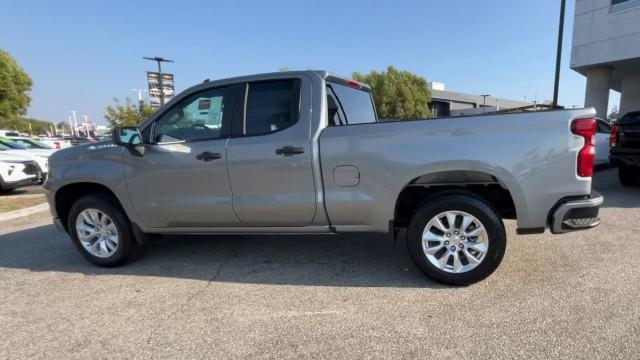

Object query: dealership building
[427,82,543,117]
[571,0,640,118]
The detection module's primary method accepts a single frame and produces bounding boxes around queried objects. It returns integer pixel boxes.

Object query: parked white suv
[0,155,40,193]
[0,142,48,182]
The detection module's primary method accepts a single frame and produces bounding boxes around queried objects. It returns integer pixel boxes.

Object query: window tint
[245,80,298,136]
[154,87,228,143]
[327,83,377,125]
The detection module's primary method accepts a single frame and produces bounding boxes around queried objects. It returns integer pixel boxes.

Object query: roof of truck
[199,70,371,91]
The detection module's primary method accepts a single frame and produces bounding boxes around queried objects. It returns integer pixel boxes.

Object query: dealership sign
[147,72,175,107]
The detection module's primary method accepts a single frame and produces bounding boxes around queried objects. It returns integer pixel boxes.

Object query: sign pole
[143,56,174,107]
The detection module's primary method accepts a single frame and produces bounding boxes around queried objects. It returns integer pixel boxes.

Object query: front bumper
[550,191,603,234]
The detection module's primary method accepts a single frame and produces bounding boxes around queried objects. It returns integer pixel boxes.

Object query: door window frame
[230,79,302,138]
[145,85,236,145]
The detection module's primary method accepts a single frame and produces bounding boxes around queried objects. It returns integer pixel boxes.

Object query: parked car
[0,140,49,182]
[44,71,602,285]
[610,111,640,185]
[63,136,95,146]
[7,136,55,150]
[0,130,21,137]
[37,137,73,150]
[595,118,612,166]
[0,154,40,193]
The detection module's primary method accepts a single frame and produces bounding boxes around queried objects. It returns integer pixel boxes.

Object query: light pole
[552,0,567,109]
[131,88,147,110]
[68,116,74,136]
[70,110,79,136]
[143,56,174,106]
[481,95,490,113]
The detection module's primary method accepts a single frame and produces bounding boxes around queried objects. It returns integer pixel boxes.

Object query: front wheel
[67,193,143,267]
[407,193,506,286]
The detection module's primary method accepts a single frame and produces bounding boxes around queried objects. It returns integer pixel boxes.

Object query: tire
[619,166,640,186]
[0,187,16,194]
[406,193,506,286]
[67,193,143,267]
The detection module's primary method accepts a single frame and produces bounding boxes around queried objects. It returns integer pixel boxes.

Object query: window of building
[610,0,640,11]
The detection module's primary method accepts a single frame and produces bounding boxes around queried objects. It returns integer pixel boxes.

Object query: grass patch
[0,195,46,213]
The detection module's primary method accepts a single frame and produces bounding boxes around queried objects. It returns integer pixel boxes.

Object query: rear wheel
[406,193,506,286]
[619,166,640,186]
[67,193,142,267]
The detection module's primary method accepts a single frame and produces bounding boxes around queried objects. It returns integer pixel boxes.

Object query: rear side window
[596,120,611,134]
[245,80,300,136]
[327,83,377,125]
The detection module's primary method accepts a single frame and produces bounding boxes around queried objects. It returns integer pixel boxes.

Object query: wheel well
[394,171,516,228]
[55,183,122,232]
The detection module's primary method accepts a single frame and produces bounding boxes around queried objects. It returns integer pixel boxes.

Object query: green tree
[0,115,55,135]
[0,49,33,121]
[104,98,156,127]
[352,66,432,120]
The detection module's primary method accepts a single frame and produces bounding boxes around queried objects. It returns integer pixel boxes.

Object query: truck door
[225,78,317,226]
[124,85,240,228]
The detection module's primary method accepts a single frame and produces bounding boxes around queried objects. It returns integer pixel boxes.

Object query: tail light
[344,79,363,89]
[53,141,60,149]
[609,126,619,147]
[571,118,596,177]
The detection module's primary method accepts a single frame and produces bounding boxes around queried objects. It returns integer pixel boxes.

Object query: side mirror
[112,127,145,157]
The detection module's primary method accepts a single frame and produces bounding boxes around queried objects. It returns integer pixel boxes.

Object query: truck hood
[48,140,118,164]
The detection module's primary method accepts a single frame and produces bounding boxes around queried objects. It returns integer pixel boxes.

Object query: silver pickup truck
[44,70,603,285]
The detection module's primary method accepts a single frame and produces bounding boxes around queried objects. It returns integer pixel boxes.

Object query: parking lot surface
[0,168,638,359]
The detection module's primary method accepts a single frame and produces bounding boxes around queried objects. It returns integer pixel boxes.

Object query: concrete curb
[0,203,50,222]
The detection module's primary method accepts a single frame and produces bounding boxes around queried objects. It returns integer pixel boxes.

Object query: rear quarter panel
[319,109,595,232]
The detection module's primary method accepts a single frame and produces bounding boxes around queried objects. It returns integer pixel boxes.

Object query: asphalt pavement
[0,168,638,359]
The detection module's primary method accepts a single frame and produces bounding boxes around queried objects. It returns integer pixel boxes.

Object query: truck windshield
[327,82,377,125]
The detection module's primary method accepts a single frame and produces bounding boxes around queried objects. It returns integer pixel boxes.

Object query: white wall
[571,0,640,69]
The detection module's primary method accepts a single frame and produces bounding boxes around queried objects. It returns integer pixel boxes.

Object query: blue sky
[0,0,620,125]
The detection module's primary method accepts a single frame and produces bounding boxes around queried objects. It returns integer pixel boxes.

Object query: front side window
[245,80,299,136]
[326,83,377,125]
[153,87,228,143]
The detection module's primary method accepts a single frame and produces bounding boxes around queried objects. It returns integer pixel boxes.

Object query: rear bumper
[549,191,603,234]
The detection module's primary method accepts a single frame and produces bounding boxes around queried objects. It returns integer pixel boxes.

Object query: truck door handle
[196,151,222,161]
[275,146,305,156]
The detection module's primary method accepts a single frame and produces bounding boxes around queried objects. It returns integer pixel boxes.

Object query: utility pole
[552,0,567,109]
[481,95,490,113]
[143,56,174,106]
